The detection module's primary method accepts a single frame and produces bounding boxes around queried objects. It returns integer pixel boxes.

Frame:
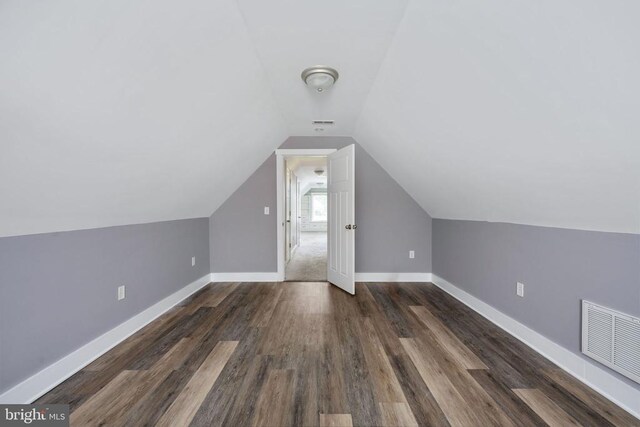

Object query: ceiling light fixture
[301,66,339,93]
[314,168,325,176]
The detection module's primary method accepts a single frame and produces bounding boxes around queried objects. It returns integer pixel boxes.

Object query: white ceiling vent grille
[582,300,640,384]
[312,120,335,125]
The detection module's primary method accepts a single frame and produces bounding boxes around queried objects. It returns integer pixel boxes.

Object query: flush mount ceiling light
[301,66,339,92]
[314,168,325,176]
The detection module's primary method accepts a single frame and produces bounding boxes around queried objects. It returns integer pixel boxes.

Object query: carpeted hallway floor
[285,231,327,281]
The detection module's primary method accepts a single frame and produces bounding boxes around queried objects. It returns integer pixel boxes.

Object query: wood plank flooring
[35,281,639,426]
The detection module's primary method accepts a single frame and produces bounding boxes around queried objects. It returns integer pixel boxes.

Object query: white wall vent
[582,300,640,384]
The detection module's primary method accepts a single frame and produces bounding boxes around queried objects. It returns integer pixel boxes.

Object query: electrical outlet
[118,285,126,301]
[516,282,524,297]
[191,256,195,267]
[264,207,270,215]
[409,250,415,259]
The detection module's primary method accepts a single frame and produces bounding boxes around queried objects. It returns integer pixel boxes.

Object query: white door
[327,144,355,294]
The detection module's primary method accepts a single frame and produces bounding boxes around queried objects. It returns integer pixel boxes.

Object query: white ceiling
[355,0,640,234]
[287,157,327,185]
[0,0,287,237]
[236,0,408,136]
[1,0,639,236]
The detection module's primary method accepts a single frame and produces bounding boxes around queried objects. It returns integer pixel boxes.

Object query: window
[311,193,327,222]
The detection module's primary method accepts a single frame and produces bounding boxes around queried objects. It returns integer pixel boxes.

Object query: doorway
[284,156,328,281]
[276,146,356,294]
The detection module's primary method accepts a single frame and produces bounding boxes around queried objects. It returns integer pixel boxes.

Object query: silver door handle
[352,224,357,230]
[345,224,352,230]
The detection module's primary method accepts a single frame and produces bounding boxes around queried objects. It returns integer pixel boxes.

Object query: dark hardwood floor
[36,281,639,426]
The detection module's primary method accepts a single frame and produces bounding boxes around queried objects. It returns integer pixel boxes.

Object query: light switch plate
[264,207,270,215]
[409,250,415,259]
[517,282,524,297]
[118,285,126,301]
[191,256,195,266]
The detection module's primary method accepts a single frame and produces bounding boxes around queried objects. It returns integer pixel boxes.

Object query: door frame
[284,166,291,264]
[275,148,336,281]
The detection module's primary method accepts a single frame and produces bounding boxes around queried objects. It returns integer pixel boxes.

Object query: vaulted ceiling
[0,0,288,237]
[355,0,640,234]
[1,0,638,237]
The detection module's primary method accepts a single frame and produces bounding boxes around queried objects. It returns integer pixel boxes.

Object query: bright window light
[311,193,327,222]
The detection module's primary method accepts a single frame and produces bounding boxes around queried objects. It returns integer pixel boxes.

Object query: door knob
[345,224,352,230]
[352,224,357,230]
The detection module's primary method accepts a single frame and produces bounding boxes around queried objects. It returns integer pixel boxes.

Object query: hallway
[285,231,327,281]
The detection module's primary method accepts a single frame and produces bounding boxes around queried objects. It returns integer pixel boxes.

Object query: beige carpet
[285,231,327,281]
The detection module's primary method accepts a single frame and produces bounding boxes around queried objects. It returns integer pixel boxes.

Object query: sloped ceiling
[355,0,640,234]
[2,0,639,237]
[286,157,327,185]
[236,0,408,136]
[0,0,287,237]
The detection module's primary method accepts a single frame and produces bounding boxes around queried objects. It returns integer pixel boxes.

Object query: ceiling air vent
[312,120,335,125]
[582,300,640,384]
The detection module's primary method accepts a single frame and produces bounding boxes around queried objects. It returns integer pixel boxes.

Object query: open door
[327,144,355,294]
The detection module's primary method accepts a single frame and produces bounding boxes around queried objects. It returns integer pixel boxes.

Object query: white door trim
[276,148,337,281]
[276,149,337,157]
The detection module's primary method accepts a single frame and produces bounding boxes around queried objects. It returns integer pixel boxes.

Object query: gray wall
[432,219,640,389]
[209,155,278,272]
[210,136,432,273]
[0,218,210,394]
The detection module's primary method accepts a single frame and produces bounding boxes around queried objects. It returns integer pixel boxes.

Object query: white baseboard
[5,270,636,418]
[0,273,213,405]
[430,274,640,420]
[210,272,433,283]
[355,272,432,282]
[211,272,280,282]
